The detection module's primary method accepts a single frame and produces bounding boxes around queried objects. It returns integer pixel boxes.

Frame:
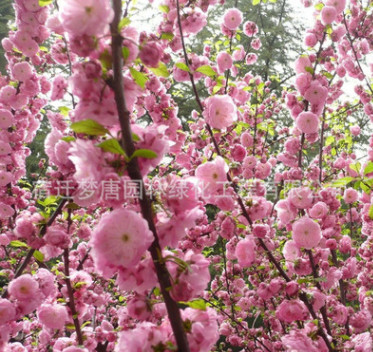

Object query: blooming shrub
[0,0,373,351]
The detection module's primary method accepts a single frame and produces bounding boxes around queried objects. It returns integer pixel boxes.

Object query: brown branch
[2,199,67,299]
[110,1,190,351]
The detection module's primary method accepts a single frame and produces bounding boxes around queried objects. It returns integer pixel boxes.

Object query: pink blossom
[204,95,237,129]
[44,226,70,248]
[275,199,297,225]
[139,42,162,68]
[0,203,14,219]
[350,310,372,333]
[281,330,319,351]
[295,56,312,74]
[309,201,329,219]
[115,322,168,352]
[37,304,68,330]
[251,38,261,50]
[240,132,253,147]
[304,33,318,47]
[91,209,154,271]
[35,269,57,298]
[8,274,40,301]
[321,6,337,25]
[292,217,322,249]
[223,8,243,30]
[12,62,33,82]
[352,332,373,352]
[0,171,12,187]
[253,224,269,239]
[195,156,228,184]
[0,299,16,325]
[59,0,114,37]
[243,21,258,37]
[343,188,358,204]
[304,81,328,105]
[350,125,361,136]
[326,0,346,13]
[288,187,313,209]
[181,8,207,34]
[296,111,320,134]
[0,141,11,155]
[51,76,67,101]
[283,240,301,260]
[217,52,233,73]
[276,300,308,322]
[0,109,14,129]
[235,237,256,267]
[245,53,258,65]
[181,308,219,352]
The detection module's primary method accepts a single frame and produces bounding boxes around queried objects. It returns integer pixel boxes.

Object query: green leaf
[364,161,373,175]
[70,119,109,136]
[331,177,355,187]
[132,133,141,142]
[37,196,58,207]
[97,139,127,157]
[129,67,148,88]
[179,299,206,311]
[305,66,314,75]
[368,205,373,220]
[59,106,70,116]
[61,136,76,143]
[349,162,361,174]
[130,149,157,160]
[175,62,190,72]
[195,65,216,77]
[149,62,169,78]
[38,0,52,6]
[122,46,130,61]
[252,0,261,4]
[159,5,170,13]
[66,202,81,210]
[10,240,29,248]
[314,2,324,10]
[118,17,130,30]
[160,32,174,41]
[33,250,44,262]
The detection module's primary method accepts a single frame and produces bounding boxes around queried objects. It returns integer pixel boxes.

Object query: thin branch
[110,1,190,351]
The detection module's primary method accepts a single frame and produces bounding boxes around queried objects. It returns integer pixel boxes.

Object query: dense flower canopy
[0,0,372,351]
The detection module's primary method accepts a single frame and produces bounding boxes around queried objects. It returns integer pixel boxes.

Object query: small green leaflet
[122,47,130,61]
[130,149,158,161]
[39,0,53,6]
[149,62,169,78]
[159,5,170,13]
[364,161,373,175]
[10,240,29,248]
[349,162,361,174]
[175,62,190,72]
[331,177,355,187]
[97,139,128,158]
[368,205,373,220]
[118,17,130,30]
[59,106,70,116]
[195,65,216,77]
[161,32,174,41]
[70,119,109,136]
[179,299,206,311]
[252,0,260,4]
[33,250,44,262]
[129,67,148,89]
[61,136,76,143]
